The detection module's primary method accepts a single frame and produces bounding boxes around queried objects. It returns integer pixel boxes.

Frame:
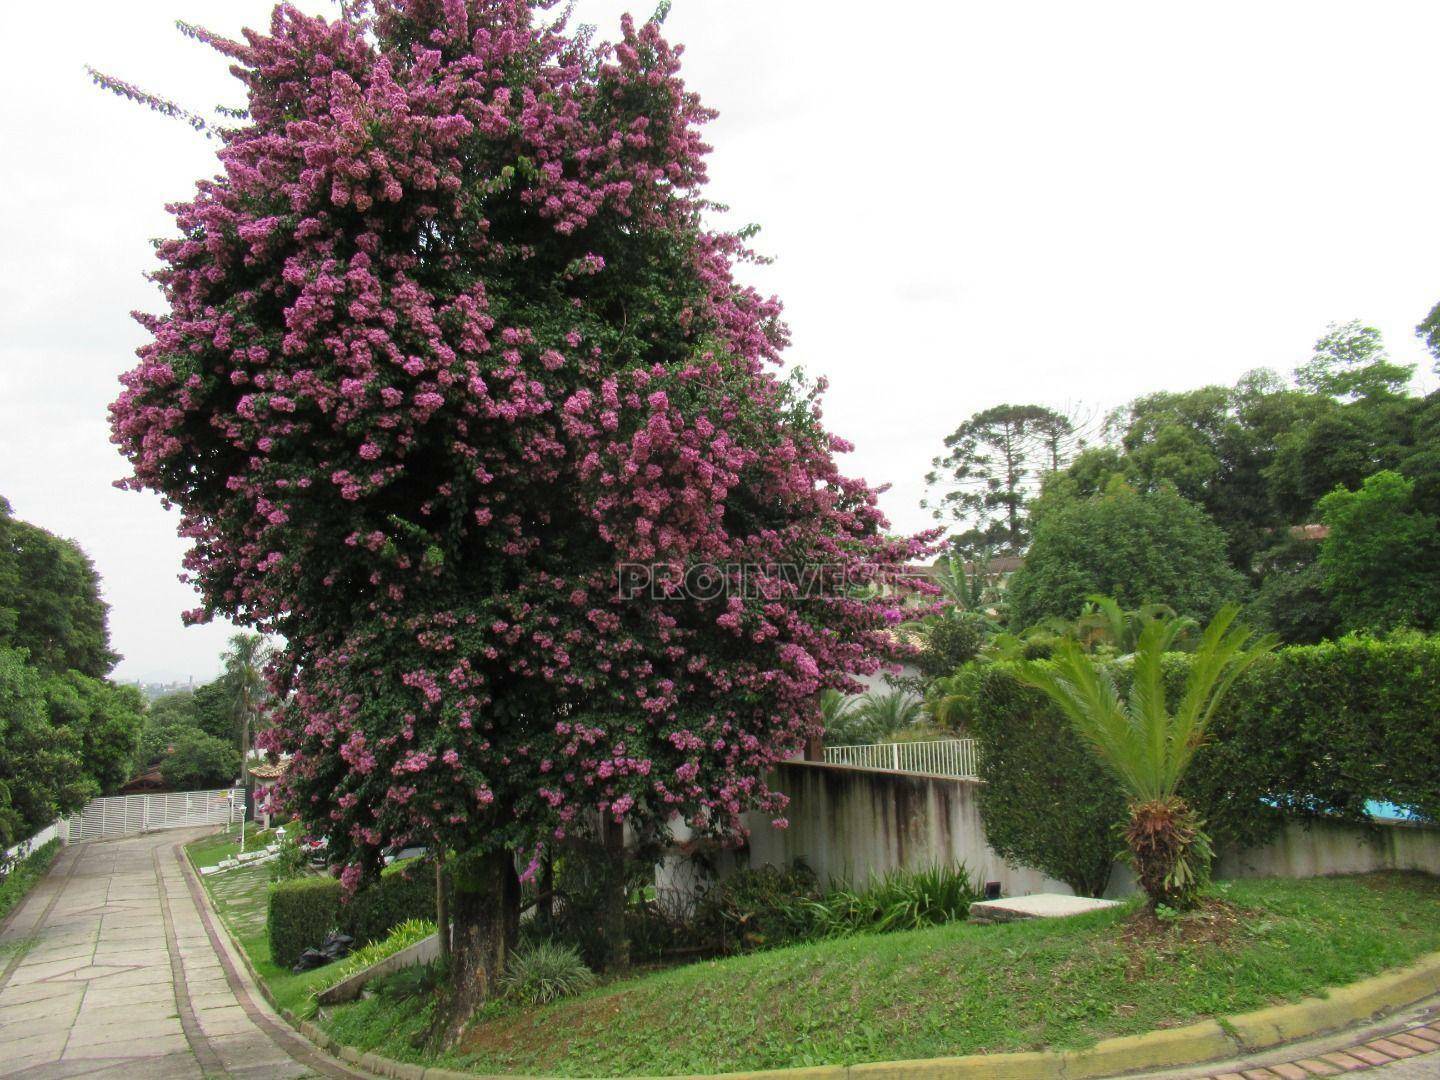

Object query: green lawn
[182,841,1440,1078]
[330,872,1440,1077]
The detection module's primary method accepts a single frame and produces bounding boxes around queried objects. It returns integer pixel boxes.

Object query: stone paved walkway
[0,829,353,1079]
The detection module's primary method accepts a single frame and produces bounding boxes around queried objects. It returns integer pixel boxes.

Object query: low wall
[743,761,1068,896]
[740,761,1440,898]
[1218,818,1440,880]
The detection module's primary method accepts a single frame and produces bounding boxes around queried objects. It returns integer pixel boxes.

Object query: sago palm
[1017,604,1274,910]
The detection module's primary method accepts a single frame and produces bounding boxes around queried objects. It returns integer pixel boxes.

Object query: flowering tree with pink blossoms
[107,0,931,1033]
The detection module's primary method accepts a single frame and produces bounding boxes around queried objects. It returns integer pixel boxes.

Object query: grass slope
[0,839,61,925]
[402,873,1440,1076]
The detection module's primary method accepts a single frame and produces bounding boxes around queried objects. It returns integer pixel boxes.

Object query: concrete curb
[188,856,1440,1080]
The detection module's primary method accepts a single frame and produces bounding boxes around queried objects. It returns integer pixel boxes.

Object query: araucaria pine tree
[107,0,929,1034]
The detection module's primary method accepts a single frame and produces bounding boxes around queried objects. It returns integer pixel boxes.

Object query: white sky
[2,0,1438,682]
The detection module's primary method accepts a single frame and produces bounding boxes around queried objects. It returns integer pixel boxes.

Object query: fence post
[891,743,899,772]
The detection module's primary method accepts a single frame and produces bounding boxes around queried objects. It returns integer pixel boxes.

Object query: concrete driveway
[0,829,357,1079]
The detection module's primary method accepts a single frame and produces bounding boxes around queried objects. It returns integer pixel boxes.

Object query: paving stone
[1369,1039,1422,1059]
[67,1016,186,1046]
[1294,1060,1341,1076]
[1389,1032,1440,1053]
[62,1032,191,1060]
[968,892,1123,923]
[1318,1052,1367,1070]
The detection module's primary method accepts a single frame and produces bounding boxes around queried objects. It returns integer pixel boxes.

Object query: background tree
[1318,470,1440,633]
[1006,484,1248,628]
[923,404,1079,555]
[160,729,239,791]
[0,499,141,833]
[221,633,272,808]
[104,0,929,1034]
[0,497,119,678]
[1295,320,1414,402]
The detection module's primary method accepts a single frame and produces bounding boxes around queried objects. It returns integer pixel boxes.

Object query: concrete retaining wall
[743,761,1068,895]
[738,761,1440,898]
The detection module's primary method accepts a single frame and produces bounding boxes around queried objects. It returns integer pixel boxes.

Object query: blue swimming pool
[1365,800,1419,821]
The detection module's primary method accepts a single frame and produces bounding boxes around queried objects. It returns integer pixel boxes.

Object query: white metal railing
[64,787,245,844]
[824,738,979,779]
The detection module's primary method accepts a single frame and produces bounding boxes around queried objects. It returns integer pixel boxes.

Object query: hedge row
[967,634,1440,896]
[340,862,436,945]
[267,876,342,968]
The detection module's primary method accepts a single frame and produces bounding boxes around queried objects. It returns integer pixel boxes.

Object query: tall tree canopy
[1006,485,1247,629]
[923,403,1077,555]
[0,497,119,678]
[0,500,141,844]
[106,0,927,1023]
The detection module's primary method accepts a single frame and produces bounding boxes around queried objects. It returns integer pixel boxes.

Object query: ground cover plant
[0,839,60,924]
[305,873,1440,1076]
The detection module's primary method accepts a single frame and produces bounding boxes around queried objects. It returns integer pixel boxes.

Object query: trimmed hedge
[267,876,341,968]
[340,862,436,946]
[968,634,1440,896]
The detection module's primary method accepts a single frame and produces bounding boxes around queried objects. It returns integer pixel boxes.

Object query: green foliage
[1247,537,1341,645]
[1318,470,1440,633]
[140,679,240,770]
[0,839,61,924]
[1007,486,1248,628]
[0,497,118,678]
[40,672,143,796]
[308,874,1440,1077]
[1016,607,1274,805]
[924,404,1078,555]
[0,647,94,848]
[970,633,1440,897]
[269,838,309,883]
[821,689,925,746]
[914,612,985,678]
[498,939,596,1005]
[340,864,438,946]
[694,862,822,953]
[1295,321,1414,402]
[966,664,1123,897]
[267,875,342,969]
[316,918,437,1000]
[799,865,978,936]
[160,729,238,790]
[694,862,977,954]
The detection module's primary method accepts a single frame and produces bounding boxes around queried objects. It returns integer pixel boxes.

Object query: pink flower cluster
[109,0,937,879]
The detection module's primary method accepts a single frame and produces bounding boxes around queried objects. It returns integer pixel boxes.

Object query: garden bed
[335,872,1439,1077]
[182,836,1440,1077]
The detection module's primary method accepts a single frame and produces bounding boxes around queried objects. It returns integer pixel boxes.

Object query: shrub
[268,876,341,969]
[498,939,596,1005]
[804,864,978,935]
[916,614,985,678]
[340,863,436,946]
[694,862,821,953]
[0,839,61,923]
[968,634,1440,895]
[268,839,309,883]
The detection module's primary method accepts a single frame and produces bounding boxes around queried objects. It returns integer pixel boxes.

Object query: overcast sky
[2,0,1438,683]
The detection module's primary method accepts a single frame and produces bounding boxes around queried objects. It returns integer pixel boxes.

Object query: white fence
[824,738,979,779]
[64,787,245,844]
[4,819,63,864]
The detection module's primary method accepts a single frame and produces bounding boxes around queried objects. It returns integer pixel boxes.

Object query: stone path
[0,829,358,1079]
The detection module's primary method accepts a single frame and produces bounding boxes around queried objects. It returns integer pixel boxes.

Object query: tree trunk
[431,848,518,1049]
[601,817,630,972]
[435,856,451,963]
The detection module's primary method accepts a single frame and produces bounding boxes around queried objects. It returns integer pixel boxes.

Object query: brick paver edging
[1201,1018,1440,1079]
[186,852,1440,1080]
